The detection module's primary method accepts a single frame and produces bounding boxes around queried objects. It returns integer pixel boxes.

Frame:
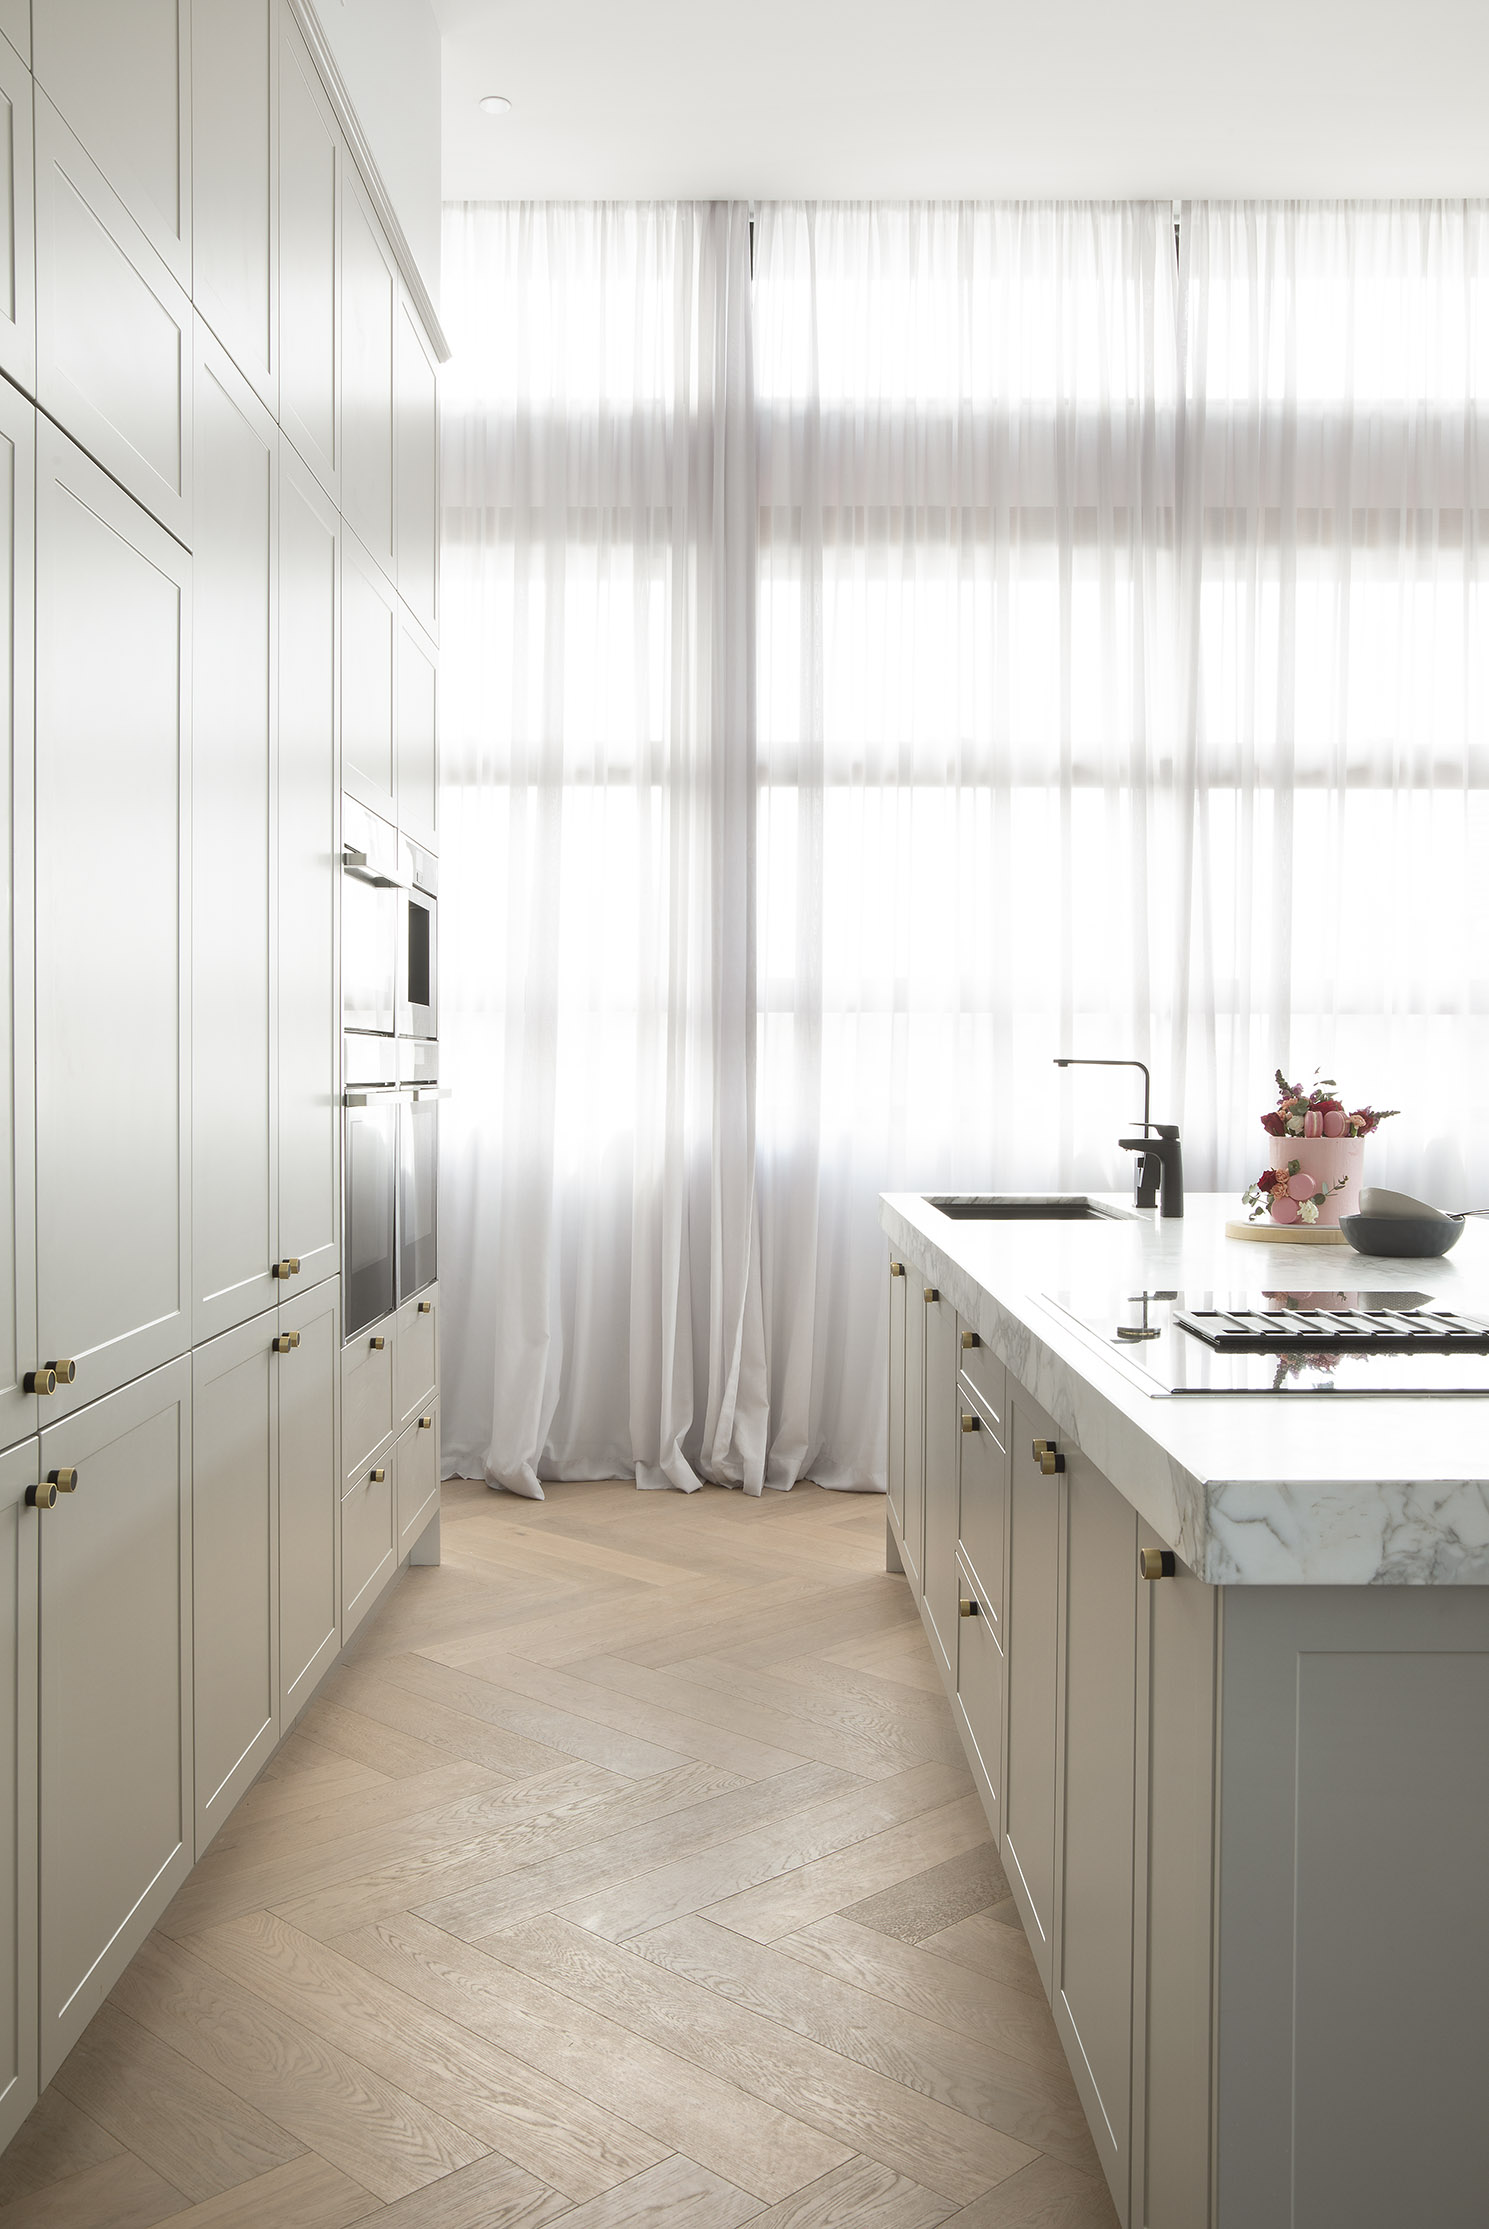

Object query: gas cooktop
[1044,1289,1489,1395]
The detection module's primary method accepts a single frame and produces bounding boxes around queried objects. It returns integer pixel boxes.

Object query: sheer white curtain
[439,203,764,1497]
[1178,203,1489,1205]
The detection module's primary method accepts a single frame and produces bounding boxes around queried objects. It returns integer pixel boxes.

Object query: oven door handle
[406,1087,450,1102]
[342,846,407,890]
[343,1087,408,1108]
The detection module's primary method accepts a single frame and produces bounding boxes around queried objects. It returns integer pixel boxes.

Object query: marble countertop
[881,1190,1489,1586]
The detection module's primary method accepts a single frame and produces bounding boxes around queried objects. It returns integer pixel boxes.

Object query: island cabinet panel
[277,442,339,1293]
[901,1278,927,1593]
[191,1313,277,1855]
[886,1256,906,1536]
[277,1274,338,1727]
[0,1440,38,2154]
[920,1287,959,1677]
[191,328,278,1346]
[277,6,337,501]
[1053,1452,1138,2219]
[0,34,35,397]
[0,381,34,1460]
[38,1361,192,2082]
[1131,1527,1217,2229]
[955,1543,1002,1823]
[1002,1397,1061,1993]
[35,426,191,1418]
[190,0,275,410]
[33,0,190,291]
[956,1363,1005,1631]
[1214,1588,1489,2229]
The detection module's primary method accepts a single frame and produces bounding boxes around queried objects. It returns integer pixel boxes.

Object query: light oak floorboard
[145,2154,381,2229]
[840,1843,1012,1943]
[0,2151,184,2229]
[701,1795,990,1944]
[917,1913,1045,2002]
[361,2151,572,2229]
[0,2097,121,2208]
[537,2154,759,2229]
[941,2155,1121,2228]
[355,1653,698,1781]
[740,2155,954,2229]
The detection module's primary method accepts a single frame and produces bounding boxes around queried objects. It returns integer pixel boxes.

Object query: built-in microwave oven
[396,837,438,1040]
[342,797,400,1035]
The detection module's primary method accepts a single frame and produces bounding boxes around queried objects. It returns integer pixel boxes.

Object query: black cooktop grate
[1173,1305,1489,1352]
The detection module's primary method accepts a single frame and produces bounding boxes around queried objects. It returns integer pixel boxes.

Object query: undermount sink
[924,1194,1138,1222]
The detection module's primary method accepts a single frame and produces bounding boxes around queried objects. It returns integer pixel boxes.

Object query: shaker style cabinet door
[901,1281,927,1592]
[396,603,438,854]
[277,4,337,502]
[886,1256,906,1535]
[33,0,191,292]
[921,1289,959,1678]
[0,380,34,1458]
[35,425,191,1417]
[278,1273,338,1726]
[340,166,396,581]
[192,1313,277,1853]
[395,291,438,637]
[1003,1400,1062,1994]
[395,1399,438,1560]
[0,0,28,62]
[0,33,35,397]
[0,1439,39,2154]
[278,439,338,1292]
[192,324,278,1345]
[341,525,396,817]
[38,1360,192,2082]
[34,91,193,544]
[190,0,276,410]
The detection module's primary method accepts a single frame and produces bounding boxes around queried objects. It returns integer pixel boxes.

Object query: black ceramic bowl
[1339,1213,1464,1259]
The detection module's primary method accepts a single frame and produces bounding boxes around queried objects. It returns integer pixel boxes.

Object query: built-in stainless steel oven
[396,837,438,1040]
[343,1033,398,1337]
[397,1038,445,1301]
[342,798,400,1036]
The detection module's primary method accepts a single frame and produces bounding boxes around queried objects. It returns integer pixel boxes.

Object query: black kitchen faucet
[1053,1056,1185,1219]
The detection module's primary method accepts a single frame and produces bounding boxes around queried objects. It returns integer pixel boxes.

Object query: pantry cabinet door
[0,2,28,63]
[192,1313,277,1853]
[192,323,278,1345]
[190,0,275,410]
[34,90,192,544]
[0,1439,38,2154]
[278,439,339,1291]
[342,525,395,817]
[1003,1399,1062,1994]
[278,1273,338,1725]
[395,603,438,854]
[35,425,191,1417]
[38,1360,192,2081]
[33,0,190,292]
[886,1257,906,1535]
[0,380,33,1457]
[0,33,35,397]
[395,290,437,636]
[340,166,395,581]
[277,5,337,501]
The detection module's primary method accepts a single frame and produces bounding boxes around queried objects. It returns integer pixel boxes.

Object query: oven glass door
[344,1091,397,1335]
[397,888,437,1039]
[343,876,397,1034]
[397,1091,439,1301]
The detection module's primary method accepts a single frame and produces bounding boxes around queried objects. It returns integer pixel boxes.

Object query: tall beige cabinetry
[0,0,446,2150]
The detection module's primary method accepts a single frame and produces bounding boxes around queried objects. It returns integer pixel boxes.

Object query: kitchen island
[881,1191,1489,2229]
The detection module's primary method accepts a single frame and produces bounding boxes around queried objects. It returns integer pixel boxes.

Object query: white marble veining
[882,1190,1489,1586]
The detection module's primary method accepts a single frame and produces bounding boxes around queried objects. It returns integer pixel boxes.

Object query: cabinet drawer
[956,1548,1003,1822]
[957,1324,1005,1428]
[394,1284,437,1431]
[342,1318,393,1485]
[957,1376,1005,1633]
[395,1401,439,1557]
[341,1456,394,1637]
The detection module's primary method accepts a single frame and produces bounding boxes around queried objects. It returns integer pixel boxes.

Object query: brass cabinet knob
[417,1414,433,1429]
[273,1258,302,1279]
[27,1468,78,1510]
[1140,1547,1177,1581]
[288,1330,301,1348]
[49,1360,77,1384]
[1032,1439,1065,1475]
[369,1466,386,1483]
[961,1330,979,1349]
[271,1334,293,1354]
[960,1412,980,1434]
[50,1468,77,1493]
[959,1596,980,1617]
[25,1368,56,1396]
[369,1336,386,1351]
[923,1286,938,1303]
[417,1300,433,1314]
[889,1261,905,1278]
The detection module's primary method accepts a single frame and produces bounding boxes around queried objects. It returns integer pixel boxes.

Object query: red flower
[1317,1096,1344,1115]
[1260,1111,1286,1136]
[1257,1168,1278,1191]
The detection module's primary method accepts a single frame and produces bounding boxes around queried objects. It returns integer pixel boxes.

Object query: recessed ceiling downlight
[479,93,512,116]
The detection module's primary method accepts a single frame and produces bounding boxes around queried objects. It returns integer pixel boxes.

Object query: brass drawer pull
[418,1299,433,1314]
[960,1413,980,1434]
[25,1367,55,1396]
[271,1331,302,1353]
[50,1360,77,1384]
[1140,1547,1177,1581]
[1032,1438,1065,1475]
[961,1329,979,1349]
[272,1257,301,1279]
[370,1466,386,1483]
[923,1286,938,1303]
[418,1414,433,1430]
[889,1261,905,1278]
[28,1467,78,1509]
[959,1595,979,1617]
[369,1336,386,1350]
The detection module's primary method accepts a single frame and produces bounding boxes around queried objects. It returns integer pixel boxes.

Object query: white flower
[1286,1114,1306,1135]
[1299,1198,1319,1223]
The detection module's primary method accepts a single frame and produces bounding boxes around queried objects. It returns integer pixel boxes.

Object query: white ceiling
[437,0,1489,203]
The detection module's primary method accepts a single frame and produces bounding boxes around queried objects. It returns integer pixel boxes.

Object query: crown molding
[286,0,450,362]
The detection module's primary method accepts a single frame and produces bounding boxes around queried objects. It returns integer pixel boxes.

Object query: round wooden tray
[1224,1218,1351,1245]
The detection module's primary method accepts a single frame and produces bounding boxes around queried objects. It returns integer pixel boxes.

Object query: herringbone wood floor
[0,1480,1119,2229]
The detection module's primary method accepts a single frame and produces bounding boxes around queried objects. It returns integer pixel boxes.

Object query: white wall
[316,0,442,309]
